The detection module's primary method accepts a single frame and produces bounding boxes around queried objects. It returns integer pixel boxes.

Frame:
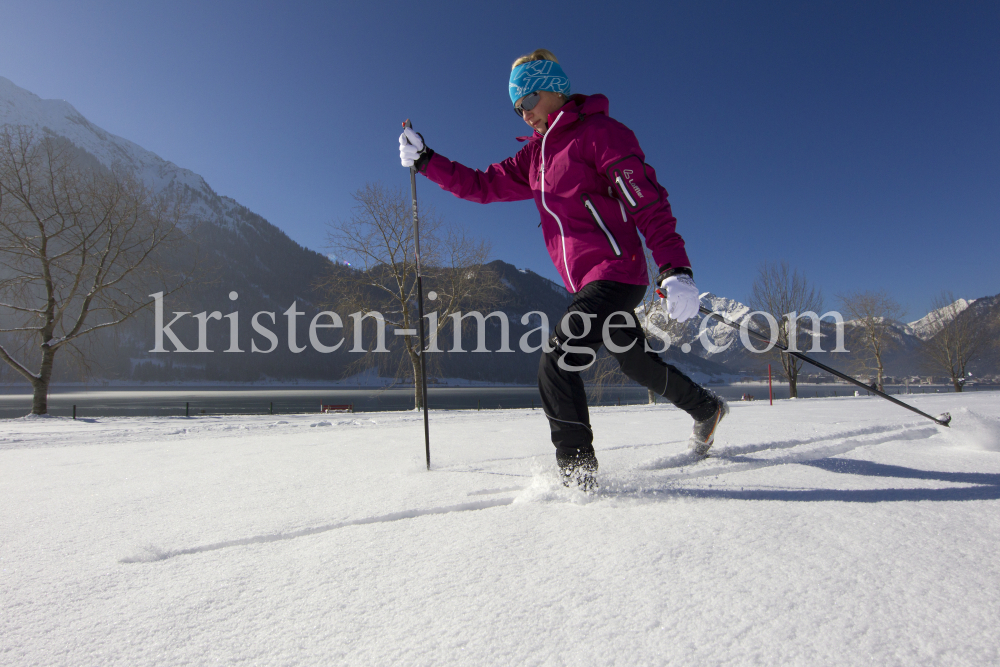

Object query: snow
[697,292,752,353]
[0,76,209,196]
[905,298,974,340]
[2,392,999,665]
[0,76,261,236]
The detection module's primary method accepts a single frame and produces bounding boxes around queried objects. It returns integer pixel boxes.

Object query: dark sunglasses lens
[515,92,540,117]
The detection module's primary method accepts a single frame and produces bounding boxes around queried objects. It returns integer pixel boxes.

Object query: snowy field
[2,392,999,666]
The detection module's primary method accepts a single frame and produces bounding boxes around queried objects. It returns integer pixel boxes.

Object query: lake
[0,382,980,419]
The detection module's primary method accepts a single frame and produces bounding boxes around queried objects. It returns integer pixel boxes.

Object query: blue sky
[2,0,997,317]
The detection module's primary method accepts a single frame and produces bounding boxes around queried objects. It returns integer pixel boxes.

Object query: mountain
[0,76,210,197]
[671,292,999,382]
[890,294,1000,382]
[0,76,348,383]
[0,76,572,385]
[904,298,974,340]
[961,295,1000,378]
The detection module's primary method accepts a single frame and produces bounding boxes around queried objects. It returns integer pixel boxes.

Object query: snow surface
[2,392,1000,665]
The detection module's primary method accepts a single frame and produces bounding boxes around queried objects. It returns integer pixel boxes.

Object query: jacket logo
[622,169,644,199]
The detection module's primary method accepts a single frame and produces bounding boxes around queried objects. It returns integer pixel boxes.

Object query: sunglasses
[514,91,541,117]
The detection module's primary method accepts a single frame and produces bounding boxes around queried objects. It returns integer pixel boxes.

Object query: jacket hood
[517,93,610,142]
[571,93,610,118]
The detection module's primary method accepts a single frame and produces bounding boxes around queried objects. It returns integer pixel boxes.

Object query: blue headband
[509,60,571,106]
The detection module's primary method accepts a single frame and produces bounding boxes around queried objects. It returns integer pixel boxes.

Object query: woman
[399,49,726,490]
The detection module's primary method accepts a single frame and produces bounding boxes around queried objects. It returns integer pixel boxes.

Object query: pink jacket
[420,94,691,293]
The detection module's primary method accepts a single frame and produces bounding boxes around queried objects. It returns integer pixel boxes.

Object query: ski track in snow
[117,420,950,565]
[436,422,941,490]
[121,498,515,564]
[114,407,998,586]
[640,424,938,475]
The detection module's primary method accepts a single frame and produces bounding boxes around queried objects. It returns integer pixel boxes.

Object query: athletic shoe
[689,399,728,457]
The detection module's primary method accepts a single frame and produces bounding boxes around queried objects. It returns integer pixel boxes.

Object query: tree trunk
[647,388,656,404]
[408,348,425,410]
[31,346,57,415]
[781,353,799,398]
[31,379,50,415]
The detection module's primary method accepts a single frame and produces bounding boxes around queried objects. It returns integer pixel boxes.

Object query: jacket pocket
[614,173,637,206]
[581,194,622,257]
[606,155,662,213]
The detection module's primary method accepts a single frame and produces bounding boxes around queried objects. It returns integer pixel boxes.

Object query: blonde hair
[512,49,560,69]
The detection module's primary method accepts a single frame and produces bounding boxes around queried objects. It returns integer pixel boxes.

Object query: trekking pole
[403,119,432,469]
[698,305,951,427]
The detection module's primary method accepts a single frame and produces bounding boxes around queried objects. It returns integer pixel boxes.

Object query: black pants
[538,281,718,461]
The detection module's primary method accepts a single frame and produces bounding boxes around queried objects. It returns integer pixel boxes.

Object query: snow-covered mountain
[697,293,751,356]
[0,75,340,383]
[0,76,209,196]
[652,292,995,379]
[905,298,974,340]
[0,77,579,384]
[0,75,296,247]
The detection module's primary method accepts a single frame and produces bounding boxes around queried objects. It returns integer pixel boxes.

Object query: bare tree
[320,182,503,409]
[839,289,906,391]
[920,291,988,392]
[0,127,188,414]
[748,261,823,398]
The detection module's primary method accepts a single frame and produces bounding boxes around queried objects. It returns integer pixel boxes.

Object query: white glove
[659,274,700,322]
[399,127,425,167]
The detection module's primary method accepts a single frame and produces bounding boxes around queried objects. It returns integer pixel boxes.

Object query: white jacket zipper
[540,111,575,292]
[615,175,637,207]
[583,197,622,256]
